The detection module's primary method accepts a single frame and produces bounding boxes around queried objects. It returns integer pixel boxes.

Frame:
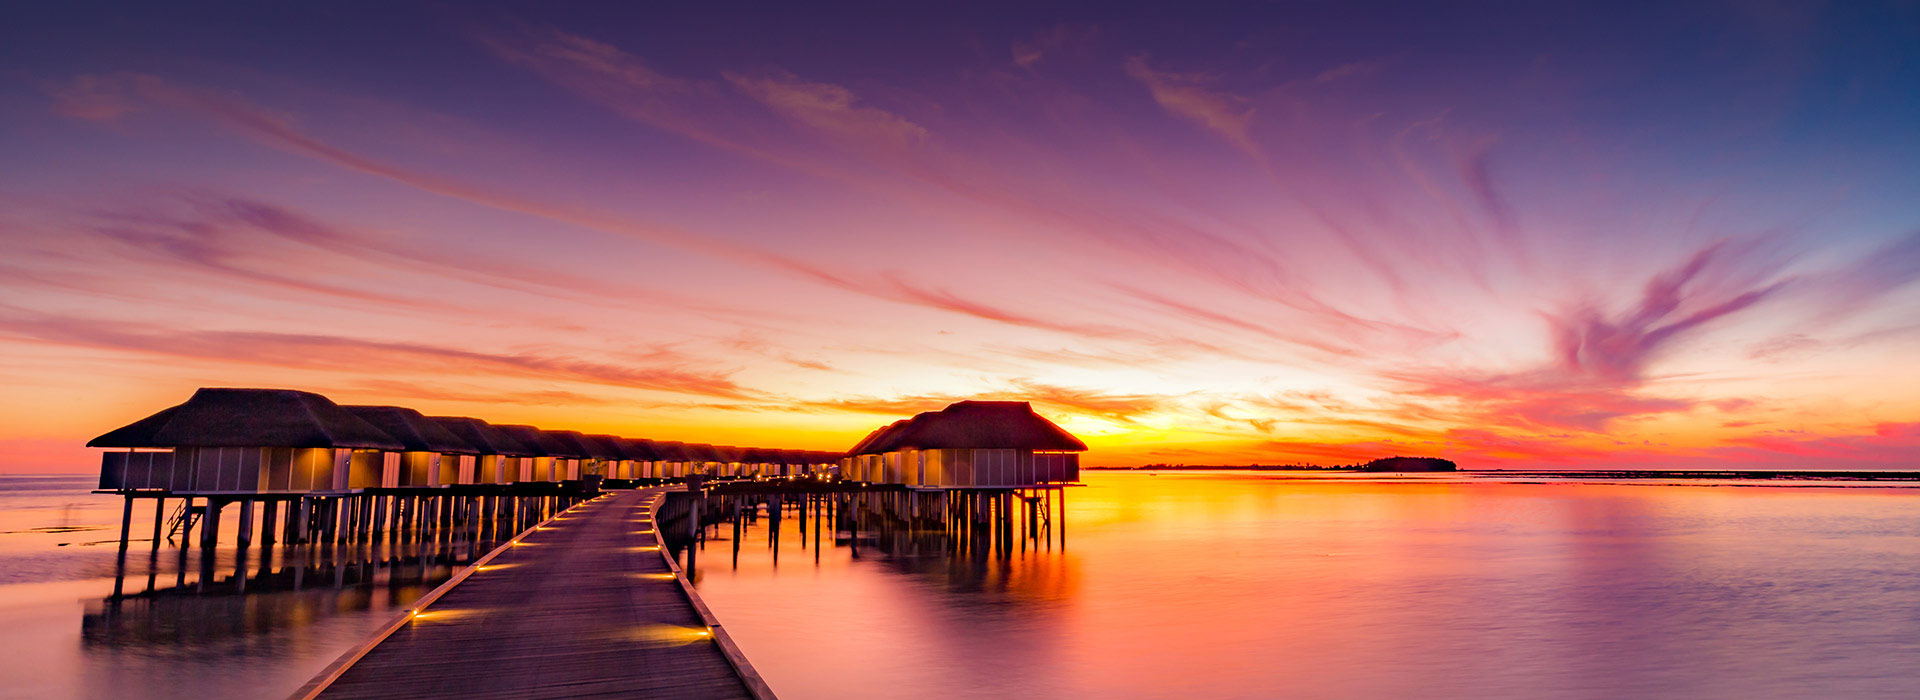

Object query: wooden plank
[301,488,761,700]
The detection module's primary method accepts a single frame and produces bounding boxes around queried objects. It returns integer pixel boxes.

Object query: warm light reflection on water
[690,472,1920,700]
[0,476,507,699]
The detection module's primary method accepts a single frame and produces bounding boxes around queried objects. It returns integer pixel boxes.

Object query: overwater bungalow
[615,438,662,480]
[427,416,535,484]
[342,405,477,488]
[846,401,1085,489]
[845,419,910,483]
[92,388,405,494]
[492,425,566,482]
[568,433,628,480]
[641,441,681,478]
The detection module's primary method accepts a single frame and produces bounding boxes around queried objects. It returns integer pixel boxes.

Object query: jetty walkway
[297,487,772,699]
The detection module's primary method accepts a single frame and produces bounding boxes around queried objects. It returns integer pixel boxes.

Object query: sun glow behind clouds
[2,3,1919,471]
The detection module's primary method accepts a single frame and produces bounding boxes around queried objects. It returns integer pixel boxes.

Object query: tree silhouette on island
[1111,456,1459,472]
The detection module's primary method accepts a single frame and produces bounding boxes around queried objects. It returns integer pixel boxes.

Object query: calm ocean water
[3,472,1918,699]
[0,475,495,700]
[689,471,1920,700]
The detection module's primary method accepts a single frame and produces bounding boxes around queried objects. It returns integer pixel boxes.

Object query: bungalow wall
[450,454,476,484]
[101,447,354,493]
[474,455,506,484]
[348,451,399,489]
[900,449,1080,488]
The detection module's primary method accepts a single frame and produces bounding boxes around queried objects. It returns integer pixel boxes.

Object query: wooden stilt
[261,499,279,546]
[200,499,222,551]
[150,496,166,552]
[236,499,255,548]
[117,495,134,554]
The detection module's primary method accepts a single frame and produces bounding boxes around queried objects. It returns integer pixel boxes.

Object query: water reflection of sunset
[694,472,1920,699]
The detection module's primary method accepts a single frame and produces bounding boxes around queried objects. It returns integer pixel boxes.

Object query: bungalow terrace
[92,388,404,494]
[846,401,1086,489]
[342,405,477,488]
[428,416,537,484]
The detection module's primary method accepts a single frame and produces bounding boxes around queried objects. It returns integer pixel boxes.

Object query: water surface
[690,471,1920,699]
[0,476,496,700]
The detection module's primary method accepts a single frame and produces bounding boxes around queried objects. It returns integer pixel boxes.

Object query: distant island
[1094,456,1458,472]
[1357,456,1457,472]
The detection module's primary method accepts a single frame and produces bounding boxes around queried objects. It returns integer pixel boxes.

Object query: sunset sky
[3,2,1918,472]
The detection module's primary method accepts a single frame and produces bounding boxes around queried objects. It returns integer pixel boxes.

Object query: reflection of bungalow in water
[342,406,477,487]
[427,416,536,484]
[93,388,405,493]
[843,401,1085,488]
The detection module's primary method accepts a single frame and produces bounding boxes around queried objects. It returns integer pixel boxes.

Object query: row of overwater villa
[88,388,1087,554]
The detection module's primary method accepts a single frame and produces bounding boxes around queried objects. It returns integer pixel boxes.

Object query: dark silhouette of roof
[89,388,405,450]
[647,441,690,462]
[542,430,614,460]
[343,405,476,454]
[848,419,911,456]
[428,416,537,456]
[616,438,663,461]
[849,401,1086,454]
[493,425,568,457]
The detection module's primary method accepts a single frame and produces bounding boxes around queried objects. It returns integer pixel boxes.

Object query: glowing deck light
[633,572,676,580]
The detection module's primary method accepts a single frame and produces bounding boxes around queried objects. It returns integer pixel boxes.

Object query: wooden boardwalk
[303,488,765,699]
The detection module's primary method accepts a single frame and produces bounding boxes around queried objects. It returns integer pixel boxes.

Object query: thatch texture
[428,417,536,456]
[649,441,692,462]
[89,388,403,450]
[544,430,614,460]
[343,405,476,454]
[619,438,663,462]
[850,401,1086,453]
[493,425,567,456]
[847,419,911,456]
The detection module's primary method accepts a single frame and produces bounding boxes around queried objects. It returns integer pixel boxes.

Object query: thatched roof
[535,430,600,459]
[428,417,536,456]
[493,425,569,457]
[89,388,404,450]
[617,438,662,461]
[847,419,911,456]
[343,405,475,454]
[560,432,623,460]
[682,444,728,463]
[647,441,689,462]
[851,401,1085,454]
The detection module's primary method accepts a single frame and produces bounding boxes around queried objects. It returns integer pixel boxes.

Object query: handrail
[652,491,780,700]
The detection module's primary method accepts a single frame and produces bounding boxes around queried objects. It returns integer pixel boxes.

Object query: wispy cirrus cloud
[725,70,928,148]
[795,379,1175,424]
[0,311,755,399]
[1124,56,1258,157]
